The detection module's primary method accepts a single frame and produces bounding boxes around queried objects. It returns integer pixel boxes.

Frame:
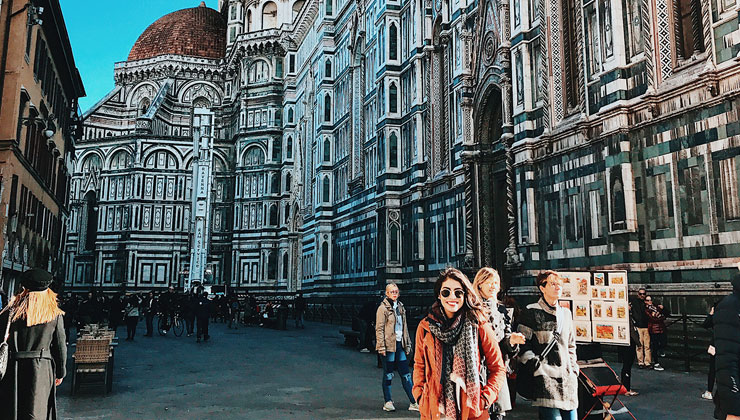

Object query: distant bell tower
[187,108,215,291]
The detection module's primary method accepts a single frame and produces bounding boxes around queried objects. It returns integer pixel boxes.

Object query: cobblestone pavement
[57,321,713,420]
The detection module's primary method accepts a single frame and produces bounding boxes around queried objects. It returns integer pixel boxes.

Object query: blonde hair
[8,288,64,327]
[473,267,501,299]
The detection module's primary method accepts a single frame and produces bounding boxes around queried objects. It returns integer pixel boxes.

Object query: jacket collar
[538,297,557,315]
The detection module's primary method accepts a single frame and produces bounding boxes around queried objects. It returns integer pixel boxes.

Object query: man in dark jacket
[142,292,157,337]
[195,290,211,343]
[630,288,651,368]
[714,273,740,420]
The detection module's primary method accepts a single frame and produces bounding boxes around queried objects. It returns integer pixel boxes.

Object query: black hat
[20,269,53,292]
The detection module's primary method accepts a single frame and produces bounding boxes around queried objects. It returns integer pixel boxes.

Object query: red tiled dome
[128,2,226,61]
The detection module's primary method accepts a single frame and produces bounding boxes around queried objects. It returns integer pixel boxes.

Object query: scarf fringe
[10,289,64,327]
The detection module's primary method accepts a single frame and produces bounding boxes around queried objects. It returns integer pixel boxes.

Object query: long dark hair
[433,267,486,322]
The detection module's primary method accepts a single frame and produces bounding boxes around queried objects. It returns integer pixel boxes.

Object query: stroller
[578,359,638,420]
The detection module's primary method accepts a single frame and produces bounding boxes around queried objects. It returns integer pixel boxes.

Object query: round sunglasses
[440,289,465,298]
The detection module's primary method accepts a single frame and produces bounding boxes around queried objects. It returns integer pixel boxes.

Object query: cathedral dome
[128,2,226,61]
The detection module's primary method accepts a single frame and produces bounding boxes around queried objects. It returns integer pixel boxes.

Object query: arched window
[324,94,331,122]
[110,151,132,170]
[243,146,265,167]
[325,0,332,15]
[249,60,269,83]
[282,253,289,280]
[389,82,398,113]
[286,136,293,159]
[267,251,277,280]
[262,2,278,29]
[138,98,150,117]
[322,176,330,203]
[284,203,291,224]
[82,191,98,251]
[247,10,252,32]
[325,59,332,79]
[81,154,102,174]
[389,23,398,60]
[321,241,329,271]
[285,173,292,192]
[269,204,278,225]
[390,224,400,262]
[389,132,398,168]
[323,139,331,162]
[271,173,281,194]
[288,108,294,123]
[292,0,305,20]
[272,137,282,161]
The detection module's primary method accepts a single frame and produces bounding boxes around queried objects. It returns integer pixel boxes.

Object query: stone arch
[127,81,159,108]
[240,144,267,167]
[105,146,135,169]
[142,148,181,170]
[179,81,224,106]
[262,1,278,29]
[77,150,104,174]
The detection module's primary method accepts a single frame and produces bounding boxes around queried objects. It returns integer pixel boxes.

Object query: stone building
[69,0,740,308]
[0,0,85,295]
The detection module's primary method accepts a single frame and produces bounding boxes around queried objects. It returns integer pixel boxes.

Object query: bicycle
[157,312,184,337]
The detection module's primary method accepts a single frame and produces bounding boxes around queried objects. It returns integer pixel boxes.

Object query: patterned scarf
[427,302,481,420]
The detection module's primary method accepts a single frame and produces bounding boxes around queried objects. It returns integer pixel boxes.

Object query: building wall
[0,0,84,295]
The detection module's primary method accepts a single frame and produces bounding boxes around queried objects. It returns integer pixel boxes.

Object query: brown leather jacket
[375,298,412,354]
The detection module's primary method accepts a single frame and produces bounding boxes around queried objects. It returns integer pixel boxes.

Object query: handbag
[517,306,564,400]
[0,307,13,380]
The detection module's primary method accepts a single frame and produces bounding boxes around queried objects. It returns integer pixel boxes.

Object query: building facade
[69,0,740,310]
[0,0,85,295]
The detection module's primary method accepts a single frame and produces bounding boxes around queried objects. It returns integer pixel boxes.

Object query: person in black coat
[195,290,211,343]
[183,293,197,337]
[142,292,157,337]
[0,269,66,420]
[714,273,740,420]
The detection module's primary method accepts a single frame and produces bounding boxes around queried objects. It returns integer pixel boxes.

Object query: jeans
[619,342,636,390]
[650,332,667,362]
[125,316,138,339]
[145,313,155,336]
[538,407,577,420]
[295,310,304,328]
[382,341,415,404]
[185,314,195,335]
[197,316,210,340]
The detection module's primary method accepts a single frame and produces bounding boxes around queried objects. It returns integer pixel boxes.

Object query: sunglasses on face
[440,288,465,298]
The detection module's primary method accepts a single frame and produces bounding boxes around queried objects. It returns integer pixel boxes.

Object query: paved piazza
[59,321,710,420]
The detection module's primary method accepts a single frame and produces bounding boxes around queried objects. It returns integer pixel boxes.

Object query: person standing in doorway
[630,288,651,369]
[376,283,418,412]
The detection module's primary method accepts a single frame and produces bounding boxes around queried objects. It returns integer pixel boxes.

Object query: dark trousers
[197,316,209,340]
[110,318,121,335]
[185,314,195,334]
[619,342,637,390]
[651,332,667,363]
[145,313,154,336]
[708,355,716,392]
[228,312,238,329]
[126,316,138,339]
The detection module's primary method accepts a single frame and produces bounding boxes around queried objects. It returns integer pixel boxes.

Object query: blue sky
[61,0,219,113]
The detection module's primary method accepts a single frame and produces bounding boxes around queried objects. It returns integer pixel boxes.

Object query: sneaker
[359,348,370,353]
[625,390,639,396]
[408,402,419,412]
[653,364,664,371]
[382,401,396,412]
[701,391,713,400]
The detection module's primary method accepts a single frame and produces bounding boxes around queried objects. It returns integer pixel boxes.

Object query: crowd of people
[1,267,740,420]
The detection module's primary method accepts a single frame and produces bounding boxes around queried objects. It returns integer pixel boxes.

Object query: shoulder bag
[517,306,564,400]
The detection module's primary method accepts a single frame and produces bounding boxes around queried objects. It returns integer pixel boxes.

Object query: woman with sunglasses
[473,267,526,420]
[413,267,506,420]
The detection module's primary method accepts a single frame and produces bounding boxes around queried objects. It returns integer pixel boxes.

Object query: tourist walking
[184,293,197,337]
[473,267,526,420]
[630,288,651,368]
[196,290,211,343]
[413,268,506,420]
[713,273,740,420]
[108,294,124,335]
[703,302,718,400]
[645,296,667,371]
[617,304,641,396]
[124,294,141,341]
[294,292,306,329]
[376,283,417,412]
[517,270,579,420]
[142,292,156,337]
[0,269,66,420]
